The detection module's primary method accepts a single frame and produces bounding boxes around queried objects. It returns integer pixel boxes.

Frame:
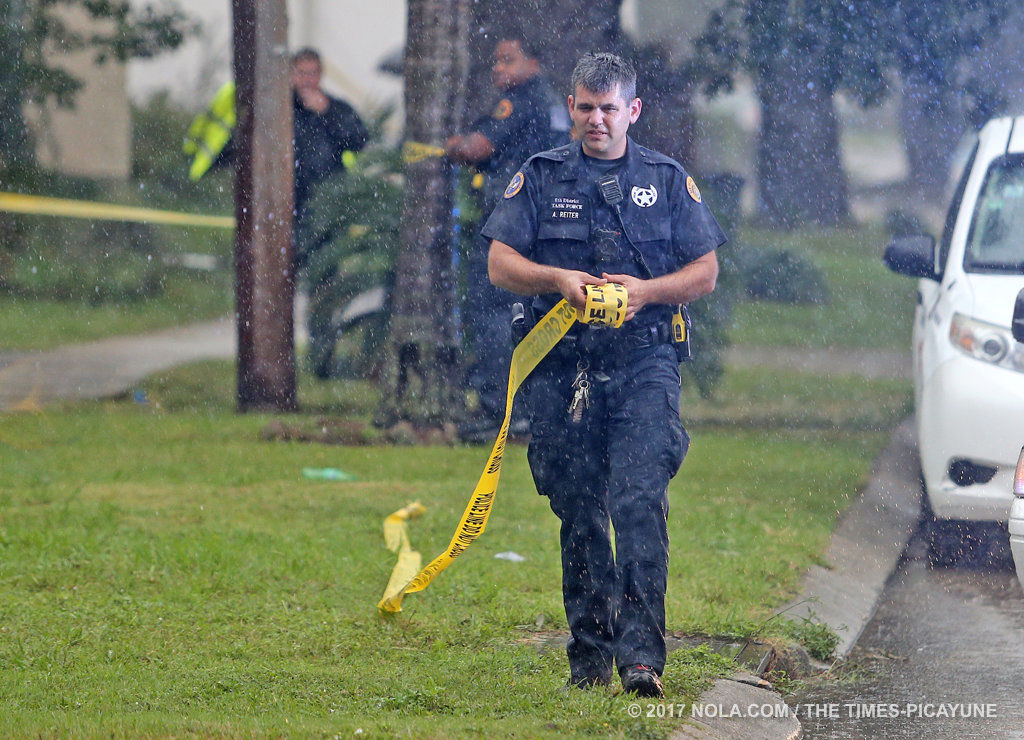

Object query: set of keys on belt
[567,360,613,423]
[568,360,591,424]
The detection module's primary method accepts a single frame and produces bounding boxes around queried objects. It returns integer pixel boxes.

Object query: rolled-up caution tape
[0,192,235,229]
[378,283,627,613]
[579,281,627,328]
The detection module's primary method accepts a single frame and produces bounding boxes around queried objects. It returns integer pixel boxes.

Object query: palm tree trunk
[379,0,470,428]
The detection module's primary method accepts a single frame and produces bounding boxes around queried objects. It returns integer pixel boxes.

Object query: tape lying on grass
[377,284,628,613]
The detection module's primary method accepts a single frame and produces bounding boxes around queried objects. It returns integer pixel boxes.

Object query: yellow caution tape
[580,282,628,328]
[0,192,235,229]
[379,501,427,608]
[402,140,446,164]
[378,283,628,613]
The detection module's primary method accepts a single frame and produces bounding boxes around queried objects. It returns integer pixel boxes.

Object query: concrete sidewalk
[0,318,235,411]
[0,314,909,413]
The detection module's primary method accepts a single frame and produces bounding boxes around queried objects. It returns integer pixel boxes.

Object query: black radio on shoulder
[597,174,623,207]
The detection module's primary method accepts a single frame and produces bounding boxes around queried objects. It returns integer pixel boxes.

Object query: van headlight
[949,313,1024,372]
[1015,446,1024,498]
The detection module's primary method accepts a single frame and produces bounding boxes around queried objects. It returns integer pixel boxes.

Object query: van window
[939,139,978,271]
[964,153,1024,274]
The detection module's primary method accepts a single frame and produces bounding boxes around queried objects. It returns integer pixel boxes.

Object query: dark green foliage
[0,94,236,304]
[0,1,195,169]
[2,0,194,111]
[0,1,197,269]
[0,164,168,302]
[877,0,1010,85]
[781,616,840,662]
[2,240,164,302]
[885,209,926,239]
[744,249,830,305]
[694,0,1012,220]
[297,146,403,376]
[684,174,745,399]
[696,0,886,105]
[131,92,233,213]
[695,0,1010,108]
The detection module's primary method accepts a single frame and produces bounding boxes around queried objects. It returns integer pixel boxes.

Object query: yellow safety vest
[184,82,237,181]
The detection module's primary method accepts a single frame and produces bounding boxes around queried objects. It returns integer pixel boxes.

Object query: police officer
[482,52,725,697]
[445,34,570,442]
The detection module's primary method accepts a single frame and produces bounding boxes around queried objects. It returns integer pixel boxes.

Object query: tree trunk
[378,0,470,428]
[899,69,965,201]
[756,42,849,228]
[232,0,296,412]
[627,47,697,166]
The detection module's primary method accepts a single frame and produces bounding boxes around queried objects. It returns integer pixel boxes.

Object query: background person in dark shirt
[445,35,570,442]
[289,47,368,378]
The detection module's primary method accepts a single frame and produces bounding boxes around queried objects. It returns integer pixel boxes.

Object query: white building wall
[128,0,406,120]
[28,5,131,179]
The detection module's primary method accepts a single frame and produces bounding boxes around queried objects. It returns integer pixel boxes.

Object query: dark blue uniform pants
[525,343,688,680]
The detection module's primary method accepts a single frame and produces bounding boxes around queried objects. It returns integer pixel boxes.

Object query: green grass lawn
[731,225,916,350]
[0,269,233,350]
[0,217,919,735]
[0,359,910,737]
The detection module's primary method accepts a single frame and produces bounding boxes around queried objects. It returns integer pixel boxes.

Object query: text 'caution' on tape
[377,284,627,613]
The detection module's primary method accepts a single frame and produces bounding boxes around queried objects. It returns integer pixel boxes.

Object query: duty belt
[547,322,673,365]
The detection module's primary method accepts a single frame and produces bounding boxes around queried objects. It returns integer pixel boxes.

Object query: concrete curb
[674,417,920,739]
[673,674,802,740]
[779,416,920,656]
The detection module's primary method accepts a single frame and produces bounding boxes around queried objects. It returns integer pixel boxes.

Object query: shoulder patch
[686,176,702,203]
[493,99,514,120]
[504,171,525,199]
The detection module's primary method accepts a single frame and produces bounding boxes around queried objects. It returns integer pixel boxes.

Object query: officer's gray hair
[570,52,637,102]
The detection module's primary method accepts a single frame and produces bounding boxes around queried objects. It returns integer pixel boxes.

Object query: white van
[885,116,1024,564]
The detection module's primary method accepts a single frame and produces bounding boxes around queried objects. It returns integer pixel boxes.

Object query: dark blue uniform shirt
[481,137,727,329]
[471,75,570,206]
[292,92,368,211]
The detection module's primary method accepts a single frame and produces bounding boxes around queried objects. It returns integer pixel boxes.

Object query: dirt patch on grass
[260,418,460,446]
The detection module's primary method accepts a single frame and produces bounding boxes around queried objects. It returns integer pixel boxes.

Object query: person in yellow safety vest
[183,82,236,182]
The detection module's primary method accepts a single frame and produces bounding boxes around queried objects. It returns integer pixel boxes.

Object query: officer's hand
[602,273,646,321]
[557,270,606,313]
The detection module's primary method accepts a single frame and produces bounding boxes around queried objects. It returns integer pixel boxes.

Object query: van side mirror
[1013,288,1024,343]
[883,235,938,280]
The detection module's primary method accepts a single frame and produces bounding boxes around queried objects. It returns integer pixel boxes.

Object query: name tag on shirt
[549,196,585,220]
